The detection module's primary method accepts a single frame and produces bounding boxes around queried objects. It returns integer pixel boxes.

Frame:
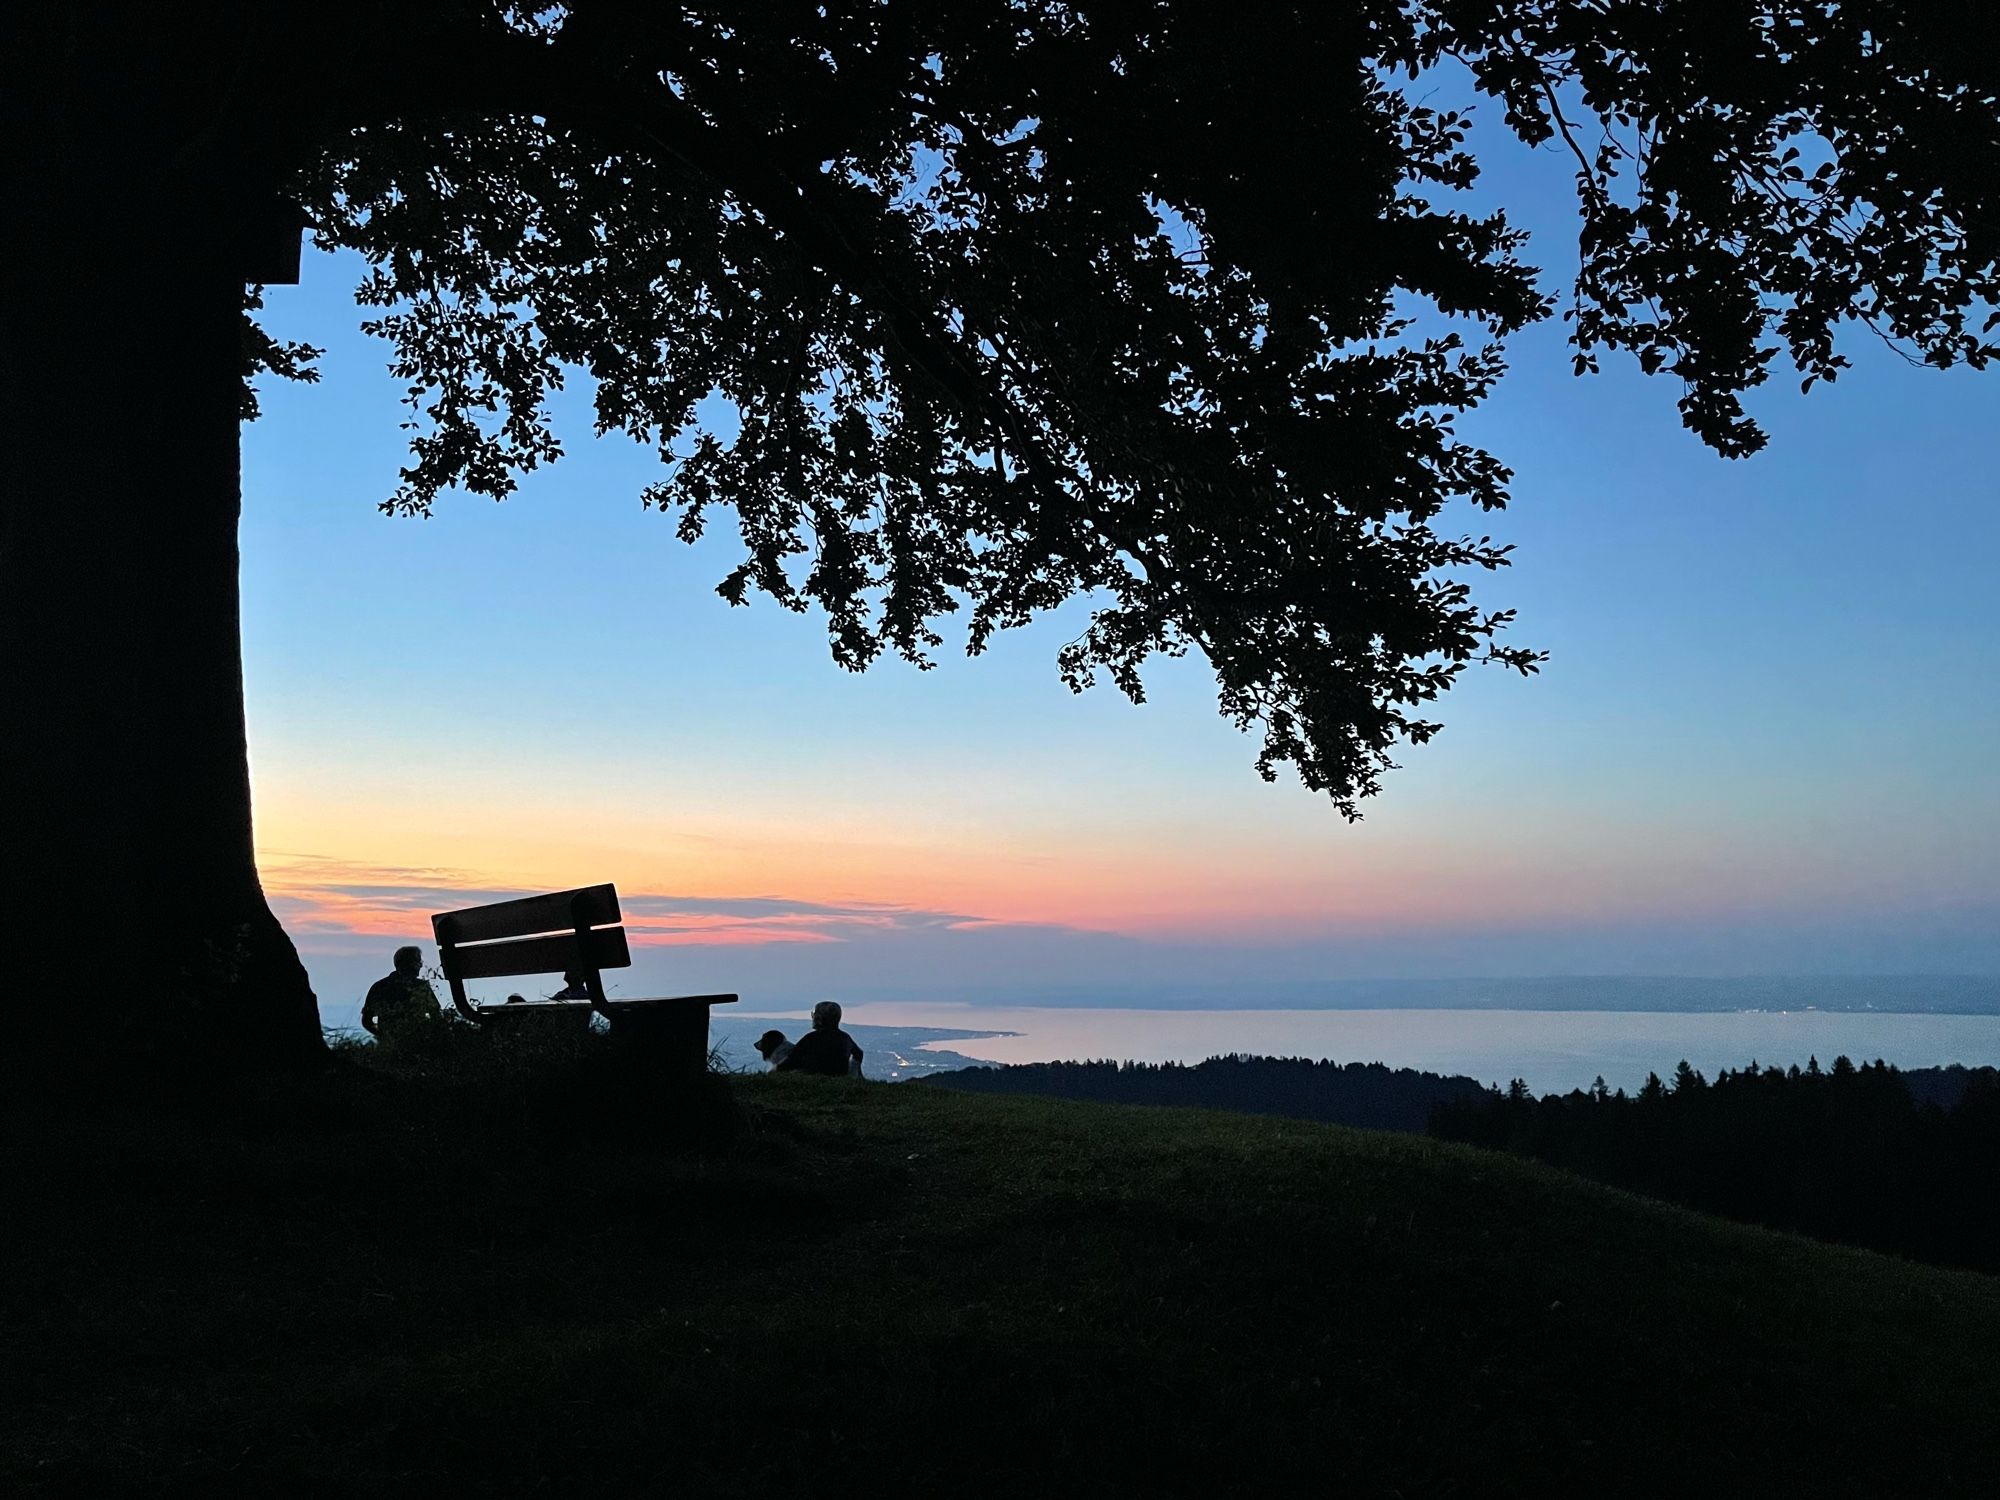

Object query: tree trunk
[2,18,324,1073]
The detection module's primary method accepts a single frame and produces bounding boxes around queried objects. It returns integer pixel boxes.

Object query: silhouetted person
[551,969,593,1001]
[753,1029,793,1069]
[504,992,528,1005]
[776,1001,864,1078]
[361,945,441,1044]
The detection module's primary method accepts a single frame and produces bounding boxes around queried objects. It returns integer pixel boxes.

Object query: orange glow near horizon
[254,803,1893,958]
[252,730,1988,958]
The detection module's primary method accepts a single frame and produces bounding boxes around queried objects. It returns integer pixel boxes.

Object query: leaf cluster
[1403,0,2000,452]
[240,285,323,421]
[266,2,1997,809]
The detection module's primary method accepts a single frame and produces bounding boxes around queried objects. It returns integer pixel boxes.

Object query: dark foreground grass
[6,1043,1998,1495]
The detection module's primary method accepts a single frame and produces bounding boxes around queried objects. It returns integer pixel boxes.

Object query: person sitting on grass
[551,969,594,1001]
[360,945,441,1045]
[775,1001,865,1078]
[752,1029,794,1069]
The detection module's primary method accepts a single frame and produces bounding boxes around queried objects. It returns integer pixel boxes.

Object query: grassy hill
[8,1053,1999,1494]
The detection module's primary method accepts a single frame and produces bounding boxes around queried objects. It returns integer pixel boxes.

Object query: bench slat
[449,926,631,981]
[432,884,621,946]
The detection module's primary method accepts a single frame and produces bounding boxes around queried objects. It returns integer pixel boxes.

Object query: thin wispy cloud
[621,893,980,927]
[260,852,1021,951]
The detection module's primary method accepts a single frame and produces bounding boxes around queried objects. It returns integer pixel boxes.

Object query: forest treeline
[925,1055,2000,1274]
[1431,1059,2000,1274]
[922,1055,1487,1132]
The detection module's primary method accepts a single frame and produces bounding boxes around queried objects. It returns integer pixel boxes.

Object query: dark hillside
[6,1052,1998,1494]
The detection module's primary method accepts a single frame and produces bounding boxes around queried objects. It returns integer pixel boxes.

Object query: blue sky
[239,100,2000,1019]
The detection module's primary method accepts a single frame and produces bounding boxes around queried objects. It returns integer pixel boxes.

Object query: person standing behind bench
[775,1001,865,1078]
[361,945,442,1044]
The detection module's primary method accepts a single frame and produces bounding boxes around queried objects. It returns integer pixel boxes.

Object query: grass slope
[7,1060,1997,1495]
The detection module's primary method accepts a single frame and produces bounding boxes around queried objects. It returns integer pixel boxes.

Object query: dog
[752,1029,794,1069]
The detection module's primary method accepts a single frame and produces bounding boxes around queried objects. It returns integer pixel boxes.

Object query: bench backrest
[431,883,628,1019]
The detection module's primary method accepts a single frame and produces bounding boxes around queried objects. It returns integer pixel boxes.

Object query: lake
[718,1004,2000,1094]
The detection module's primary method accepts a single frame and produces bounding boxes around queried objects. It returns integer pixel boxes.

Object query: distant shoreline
[836,1001,2000,1018]
[860,1002,2000,1016]
[825,976,2000,1017]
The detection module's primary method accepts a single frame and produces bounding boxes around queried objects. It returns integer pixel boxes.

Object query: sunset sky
[241,112,2000,1023]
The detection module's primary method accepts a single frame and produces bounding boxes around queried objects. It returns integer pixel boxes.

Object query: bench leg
[607,1002,711,1075]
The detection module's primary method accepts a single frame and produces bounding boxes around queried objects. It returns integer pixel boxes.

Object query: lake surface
[727,1004,2000,1094]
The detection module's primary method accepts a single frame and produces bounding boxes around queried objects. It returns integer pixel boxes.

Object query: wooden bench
[430,883,736,1072]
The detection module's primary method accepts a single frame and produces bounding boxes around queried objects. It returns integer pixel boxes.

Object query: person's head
[505,993,527,1005]
[563,969,588,989]
[811,1000,842,1032]
[393,945,423,976]
[754,1029,789,1059]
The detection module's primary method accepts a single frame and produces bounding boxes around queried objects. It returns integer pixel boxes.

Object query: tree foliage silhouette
[6,3,1995,1061]
[1432,1060,2000,1274]
[927,1054,1487,1131]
